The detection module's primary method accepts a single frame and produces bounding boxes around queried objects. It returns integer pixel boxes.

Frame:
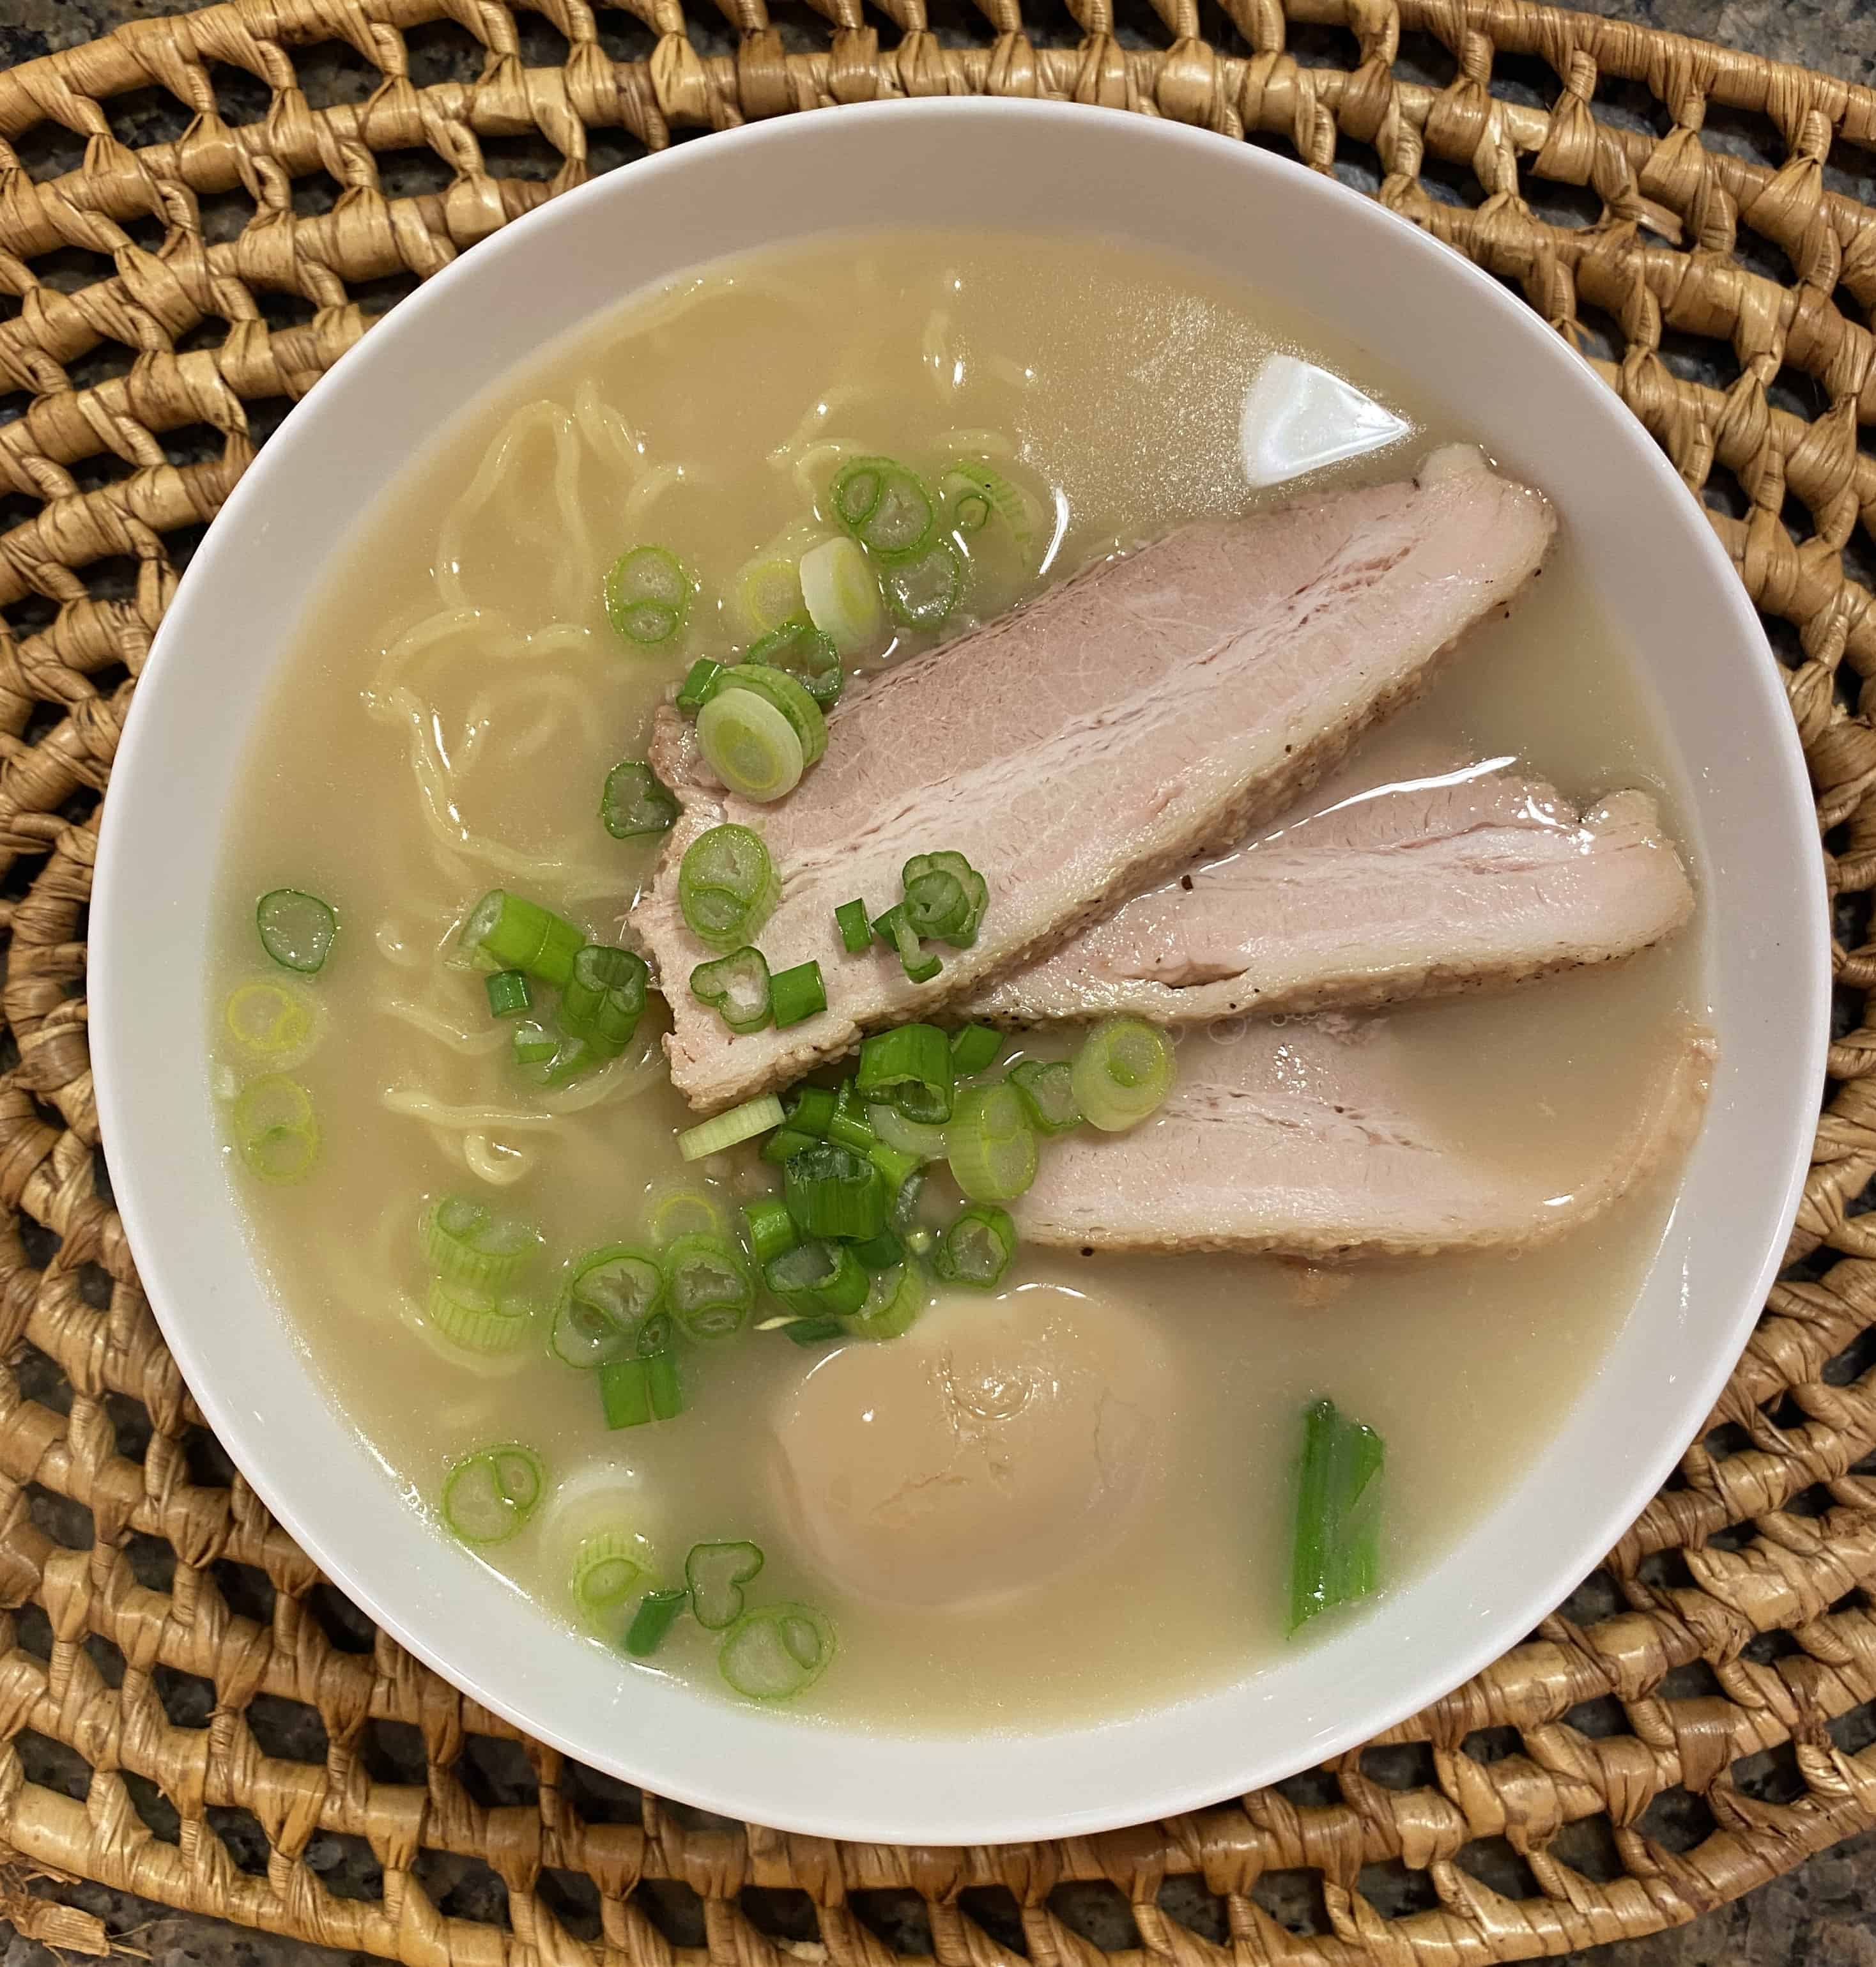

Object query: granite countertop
[1,0,1874,1964]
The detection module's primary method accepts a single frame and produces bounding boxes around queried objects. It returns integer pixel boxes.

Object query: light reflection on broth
[210,231,1706,1729]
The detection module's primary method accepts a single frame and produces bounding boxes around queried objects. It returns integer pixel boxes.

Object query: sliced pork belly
[632,450,1555,1111]
[1015,1015,1714,1258]
[968,759,1693,1025]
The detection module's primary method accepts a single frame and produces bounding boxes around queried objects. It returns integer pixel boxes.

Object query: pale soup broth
[210,230,1704,1728]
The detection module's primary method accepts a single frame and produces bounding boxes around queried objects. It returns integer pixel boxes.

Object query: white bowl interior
[91,102,1828,1843]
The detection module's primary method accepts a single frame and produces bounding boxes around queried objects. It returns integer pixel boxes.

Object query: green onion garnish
[856,1023,954,1124]
[950,1024,1003,1076]
[735,552,806,638]
[679,825,778,952]
[1009,1058,1084,1136]
[935,1203,1017,1290]
[761,1126,817,1164]
[560,944,649,1055]
[850,1230,903,1272]
[867,1141,921,1196]
[676,658,725,714]
[784,1142,888,1242]
[889,1166,927,1235]
[799,535,886,654]
[551,1244,662,1368]
[781,1315,848,1348]
[903,851,988,948]
[232,1074,320,1185]
[644,1182,732,1244]
[676,1092,788,1163]
[601,760,679,839]
[827,1081,876,1152]
[870,904,941,984]
[255,888,337,975]
[834,898,872,953]
[1289,1398,1385,1633]
[441,1443,544,1545]
[740,1197,799,1267]
[424,1279,532,1356]
[850,1258,926,1341]
[787,1086,838,1138]
[1071,1017,1177,1132]
[223,980,316,1060]
[718,1603,835,1702]
[626,1585,691,1657]
[660,1233,755,1343]
[697,687,803,803]
[571,1532,645,1623]
[460,888,585,986]
[690,947,773,1035]
[511,1018,557,1067]
[764,1238,869,1317]
[770,960,827,1029]
[686,1540,765,1631]
[484,969,532,1019]
[866,1102,949,1159]
[946,1082,1038,1203]
[715,664,828,767]
[944,460,1034,554]
[880,538,962,629]
[420,1194,544,1290]
[600,1356,654,1430]
[604,544,691,646]
[829,458,938,564]
[746,615,843,707]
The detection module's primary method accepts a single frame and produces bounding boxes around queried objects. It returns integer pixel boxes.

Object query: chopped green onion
[950,1024,1003,1076]
[484,969,532,1019]
[935,1203,1017,1290]
[856,1023,954,1124]
[223,980,317,1061]
[866,1103,949,1159]
[748,615,843,707]
[871,905,941,985]
[232,1074,320,1185]
[697,687,803,803]
[784,1143,888,1242]
[851,1230,903,1271]
[530,1033,604,1088]
[421,1194,543,1288]
[552,1245,662,1368]
[880,539,962,628]
[788,1085,840,1138]
[716,663,827,766]
[834,898,872,953]
[425,1279,532,1355]
[827,1081,876,1152]
[676,658,725,714]
[799,535,886,653]
[850,1258,926,1341]
[645,1347,684,1421]
[441,1444,544,1545]
[679,825,778,952]
[626,1585,691,1656]
[660,1233,755,1343]
[511,1019,557,1067]
[903,851,987,948]
[689,947,773,1036]
[890,1168,927,1238]
[461,889,584,986]
[764,1238,869,1316]
[1072,1017,1178,1132]
[677,1092,788,1162]
[560,944,649,1054]
[686,1540,765,1631]
[782,1315,849,1348]
[718,1603,835,1701]
[571,1531,645,1621]
[771,960,827,1030]
[256,888,337,975]
[735,551,806,636]
[761,1127,817,1165]
[830,458,937,564]
[601,760,679,839]
[741,1198,799,1267]
[951,485,990,532]
[599,1357,653,1430]
[604,544,690,645]
[644,1182,732,1244]
[1289,1399,1385,1633]
[946,1082,1038,1203]
[867,1141,921,1196]
[1010,1058,1084,1136]
[945,460,1034,555]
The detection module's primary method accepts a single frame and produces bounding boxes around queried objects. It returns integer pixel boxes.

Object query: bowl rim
[91,96,1831,1844]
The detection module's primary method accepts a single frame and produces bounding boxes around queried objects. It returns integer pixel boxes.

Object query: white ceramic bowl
[92,100,1828,1844]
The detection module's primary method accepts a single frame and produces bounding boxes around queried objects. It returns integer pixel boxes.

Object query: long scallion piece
[679,825,778,952]
[784,1142,888,1242]
[770,960,826,1029]
[764,1238,868,1318]
[856,1023,953,1123]
[1288,1399,1385,1634]
[461,889,584,986]
[834,898,872,953]
[677,1093,787,1162]
[626,1586,691,1657]
[560,944,649,1054]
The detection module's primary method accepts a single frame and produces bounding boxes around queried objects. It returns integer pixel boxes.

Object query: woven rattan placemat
[0,0,1872,1959]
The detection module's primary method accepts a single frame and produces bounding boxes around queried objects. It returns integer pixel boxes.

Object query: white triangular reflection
[1240,353,1413,490]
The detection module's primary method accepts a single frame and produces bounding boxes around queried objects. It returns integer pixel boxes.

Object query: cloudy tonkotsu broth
[209,231,1705,1728]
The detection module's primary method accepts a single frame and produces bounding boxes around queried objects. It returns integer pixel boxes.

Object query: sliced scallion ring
[746,615,844,708]
[944,460,1035,555]
[764,1237,868,1318]
[849,1258,926,1341]
[856,1023,954,1125]
[232,1074,319,1185]
[604,544,691,646]
[256,888,337,975]
[570,1531,647,1621]
[866,1102,949,1159]
[946,1081,1038,1203]
[223,980,319,1065]
[677,1093,788,1162]
[715,663,827,766]
[661,1233,755,1344]
[1071,1017,1177,1132]
[678,825,779,951]
[697,690,803,803]
[441,1443,545,1546]
[601,760,679,840]
[560,944,649,1055]
[643,1182,732,1245]
[831,458,937,564]
[689,947,773,1035]
[425,1279,534,1355]
[799,536,886,654]
[718,1602,835,1701]
[735,552,806,636]
[686,1539,764,1630]
[552,1244,663,1368]
[880,538,962,629]
[420,1194,544,1290]
[934,1203,1017,1290]
[1009,1058,1083,1136]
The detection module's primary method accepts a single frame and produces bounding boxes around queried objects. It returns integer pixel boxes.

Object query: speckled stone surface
[1,0,1875,1961]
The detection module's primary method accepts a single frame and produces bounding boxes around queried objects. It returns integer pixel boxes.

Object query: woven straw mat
[3,0,1876,1959]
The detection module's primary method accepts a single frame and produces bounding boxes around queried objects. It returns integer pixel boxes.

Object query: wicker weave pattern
[0,1,1870,1959]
